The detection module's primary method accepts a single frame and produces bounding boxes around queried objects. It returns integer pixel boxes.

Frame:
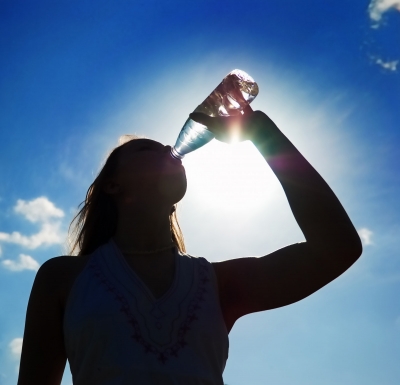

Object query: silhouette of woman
[17,105,362,384]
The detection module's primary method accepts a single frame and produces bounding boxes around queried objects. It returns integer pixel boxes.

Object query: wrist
[248,111,279,141]
[249,112,296,158]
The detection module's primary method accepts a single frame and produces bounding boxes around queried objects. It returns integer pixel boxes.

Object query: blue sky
[0,0,399,384]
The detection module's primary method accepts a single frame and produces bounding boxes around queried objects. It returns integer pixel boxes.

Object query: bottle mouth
[170,147,184,160]
[229,69,255,83]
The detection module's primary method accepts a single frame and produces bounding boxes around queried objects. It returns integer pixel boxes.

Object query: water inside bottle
[171,69,259,159]
[194,69,259,117]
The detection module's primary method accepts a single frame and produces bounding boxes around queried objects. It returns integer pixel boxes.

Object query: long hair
[68,135,186,256]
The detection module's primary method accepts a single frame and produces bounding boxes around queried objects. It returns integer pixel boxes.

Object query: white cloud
[0,197,65,249]
[0,221,65,249]
[2,254,40,272]
[375,58,399,71]
[14,197,64,223]
[9,338,23,358]
[367,2,400,69]
[368,0,400,22]
[358,228,374,246]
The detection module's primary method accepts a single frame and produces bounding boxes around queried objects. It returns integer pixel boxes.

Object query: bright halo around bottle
[228,121,242,144]
[183,139,280,213]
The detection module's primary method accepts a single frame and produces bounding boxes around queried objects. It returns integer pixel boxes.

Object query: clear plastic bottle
[170,69,259,159]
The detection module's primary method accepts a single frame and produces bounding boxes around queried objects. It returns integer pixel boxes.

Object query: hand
[189,105,274,144]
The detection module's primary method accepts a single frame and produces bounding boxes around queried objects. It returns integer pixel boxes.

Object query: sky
[0,0,399,384]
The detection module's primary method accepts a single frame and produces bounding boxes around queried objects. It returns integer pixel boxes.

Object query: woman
[17,106,362,385]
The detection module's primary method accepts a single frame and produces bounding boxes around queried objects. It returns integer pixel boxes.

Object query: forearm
[251,112,361,251]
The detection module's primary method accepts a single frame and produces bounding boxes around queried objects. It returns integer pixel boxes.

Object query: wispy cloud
[358,227,374,246]
[2,254,40,271]
[368,0,400,23]
[375,58,399,71]
[9,338,23,358]
[366,2,400,69]
[0,197,65,249]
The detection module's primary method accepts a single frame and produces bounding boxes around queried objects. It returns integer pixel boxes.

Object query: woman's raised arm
[18,258,68,385]
[190,109,362,332]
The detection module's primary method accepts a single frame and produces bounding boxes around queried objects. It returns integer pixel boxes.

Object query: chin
[156,170,187,204]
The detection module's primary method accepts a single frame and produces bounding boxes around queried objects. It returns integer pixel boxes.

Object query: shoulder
[34,255,92,305]
[37,255,90,282]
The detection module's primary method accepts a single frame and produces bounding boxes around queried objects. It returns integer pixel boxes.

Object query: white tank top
[64,239,229,385]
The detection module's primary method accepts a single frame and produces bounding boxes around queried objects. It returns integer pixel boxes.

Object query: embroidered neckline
[89,247,210,364]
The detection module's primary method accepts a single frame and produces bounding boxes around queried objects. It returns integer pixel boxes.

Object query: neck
[113,204,173,252]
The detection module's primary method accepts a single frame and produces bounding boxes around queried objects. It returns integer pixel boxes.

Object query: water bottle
[170,69,259,159]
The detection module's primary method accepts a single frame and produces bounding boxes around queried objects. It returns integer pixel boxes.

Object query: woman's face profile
[110,138,187,206]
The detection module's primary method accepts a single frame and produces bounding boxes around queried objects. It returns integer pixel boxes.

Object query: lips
[164,152,182,165]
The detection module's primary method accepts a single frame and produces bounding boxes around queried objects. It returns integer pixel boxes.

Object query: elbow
[354,234,363,259]
[319,226,363,261]
[347,243,362,270]
[339,223,364,260]
[325,229,363,269]
[348,230,363,260]
[338,231,363,268]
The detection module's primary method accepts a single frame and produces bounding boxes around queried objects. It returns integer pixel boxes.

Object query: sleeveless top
[63,239,229,385]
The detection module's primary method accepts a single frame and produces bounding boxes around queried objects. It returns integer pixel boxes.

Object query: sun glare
[183,139,280,213]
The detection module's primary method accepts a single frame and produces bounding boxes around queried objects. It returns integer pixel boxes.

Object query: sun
[182,139,281,214]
